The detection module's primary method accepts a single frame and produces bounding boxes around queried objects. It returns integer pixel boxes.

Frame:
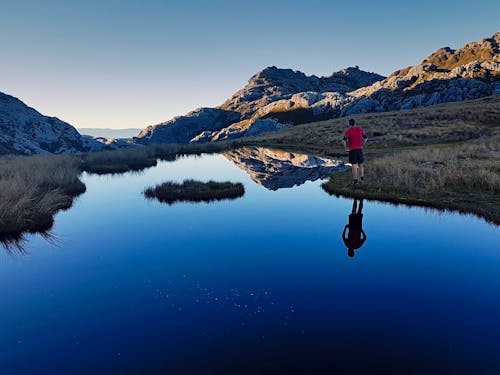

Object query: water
[1,149,499,374]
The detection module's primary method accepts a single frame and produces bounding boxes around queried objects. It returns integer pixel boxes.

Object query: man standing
[342,118,367,185]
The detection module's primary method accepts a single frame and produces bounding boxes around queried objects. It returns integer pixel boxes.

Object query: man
[342,118,367,185]
[342,199,367,258]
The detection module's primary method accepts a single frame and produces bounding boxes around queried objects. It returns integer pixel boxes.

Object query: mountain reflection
[224,147,346,190]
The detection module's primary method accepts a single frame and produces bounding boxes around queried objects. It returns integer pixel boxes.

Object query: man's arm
[342,224,349,240]
[362,131,368,146]
[342,136,348,151]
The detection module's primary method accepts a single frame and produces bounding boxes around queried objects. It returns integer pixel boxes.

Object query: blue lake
[1,149,499,374]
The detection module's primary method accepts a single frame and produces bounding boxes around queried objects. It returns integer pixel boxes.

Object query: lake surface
[1,148,499,374]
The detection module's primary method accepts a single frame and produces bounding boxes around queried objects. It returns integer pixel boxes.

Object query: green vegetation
[143,180,245,204]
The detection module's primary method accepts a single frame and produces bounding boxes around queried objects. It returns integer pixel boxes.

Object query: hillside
[240,95,500,155]
[136,31,500,146]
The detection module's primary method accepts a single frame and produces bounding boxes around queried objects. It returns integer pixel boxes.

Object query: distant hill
[78,128,141,139]
[136,31,500,145]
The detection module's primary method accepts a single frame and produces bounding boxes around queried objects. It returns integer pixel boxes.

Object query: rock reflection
[224,147,347,190]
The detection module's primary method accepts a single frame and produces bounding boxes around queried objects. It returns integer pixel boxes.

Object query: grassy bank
[0,154,86,242]
[243,96,500,224]
[321,137,500,224]
[144,180,245,204]
[241,96,500,157]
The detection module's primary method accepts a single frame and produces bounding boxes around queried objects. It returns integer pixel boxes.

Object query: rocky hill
[0,92,136,155]
[0,92,90,155]
[136,31,500,145]
[347,31,500,113]
[219,66,384,118]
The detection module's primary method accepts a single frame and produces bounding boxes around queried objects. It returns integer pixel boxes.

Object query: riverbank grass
[322,140,500,224]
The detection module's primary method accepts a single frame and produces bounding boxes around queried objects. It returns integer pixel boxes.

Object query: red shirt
[344,127,365,150]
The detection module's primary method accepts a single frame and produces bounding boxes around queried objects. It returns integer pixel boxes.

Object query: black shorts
[348,213,363,230]
[348,149,364,164]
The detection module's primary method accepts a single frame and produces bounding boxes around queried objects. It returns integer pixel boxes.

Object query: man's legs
[359,163,364,181]
[351,163,358,181]
[352,199,358,214]
[357,199,363,214]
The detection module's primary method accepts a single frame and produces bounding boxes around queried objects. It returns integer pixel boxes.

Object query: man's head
[349,118,355,127]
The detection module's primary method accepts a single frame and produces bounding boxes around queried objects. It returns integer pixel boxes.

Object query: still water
[1,149,499,374]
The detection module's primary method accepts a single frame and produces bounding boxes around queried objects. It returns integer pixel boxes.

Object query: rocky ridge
[136,31,500,145]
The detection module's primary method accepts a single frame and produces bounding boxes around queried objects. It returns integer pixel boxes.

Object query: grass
[0,154,86,241]
[143,180,245,204]
[321,137,500,224]
[0,141,242,245]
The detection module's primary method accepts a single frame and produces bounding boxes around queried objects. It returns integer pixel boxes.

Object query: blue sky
[1,0,499,129]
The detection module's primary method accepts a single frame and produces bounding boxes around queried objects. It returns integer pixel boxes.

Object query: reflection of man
[342,199,367,257]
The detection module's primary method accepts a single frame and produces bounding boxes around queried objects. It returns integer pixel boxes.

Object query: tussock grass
[80,147,158,174]
[322,137,500,224]
[0,154,85,239]
[143,179,245,204]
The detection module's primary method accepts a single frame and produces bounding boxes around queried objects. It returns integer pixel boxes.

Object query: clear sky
[1,0,499,129]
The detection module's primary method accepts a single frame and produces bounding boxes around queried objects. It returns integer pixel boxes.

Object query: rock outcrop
[135,107,241,145]
[135,66,383,145]
[0,92,88,155]
[219,66,384,118]
[347,32,500,113]
[136,32,500,146]
[224,147,347,190]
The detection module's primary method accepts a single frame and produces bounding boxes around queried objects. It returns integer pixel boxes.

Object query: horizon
[1,0,499,130]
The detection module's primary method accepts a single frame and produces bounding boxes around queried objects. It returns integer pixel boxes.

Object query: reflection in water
[224,147,346,190]
[342,199,367,257]
[1,231,58,255]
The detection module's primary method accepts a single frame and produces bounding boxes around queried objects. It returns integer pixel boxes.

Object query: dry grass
[321,137,500,224]
[143,180,245,204]
[0,154,85,240]
[366,138,500,195]
[0,141,239,244]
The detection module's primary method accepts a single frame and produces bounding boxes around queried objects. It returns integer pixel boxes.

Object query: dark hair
[349,119,355,126]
